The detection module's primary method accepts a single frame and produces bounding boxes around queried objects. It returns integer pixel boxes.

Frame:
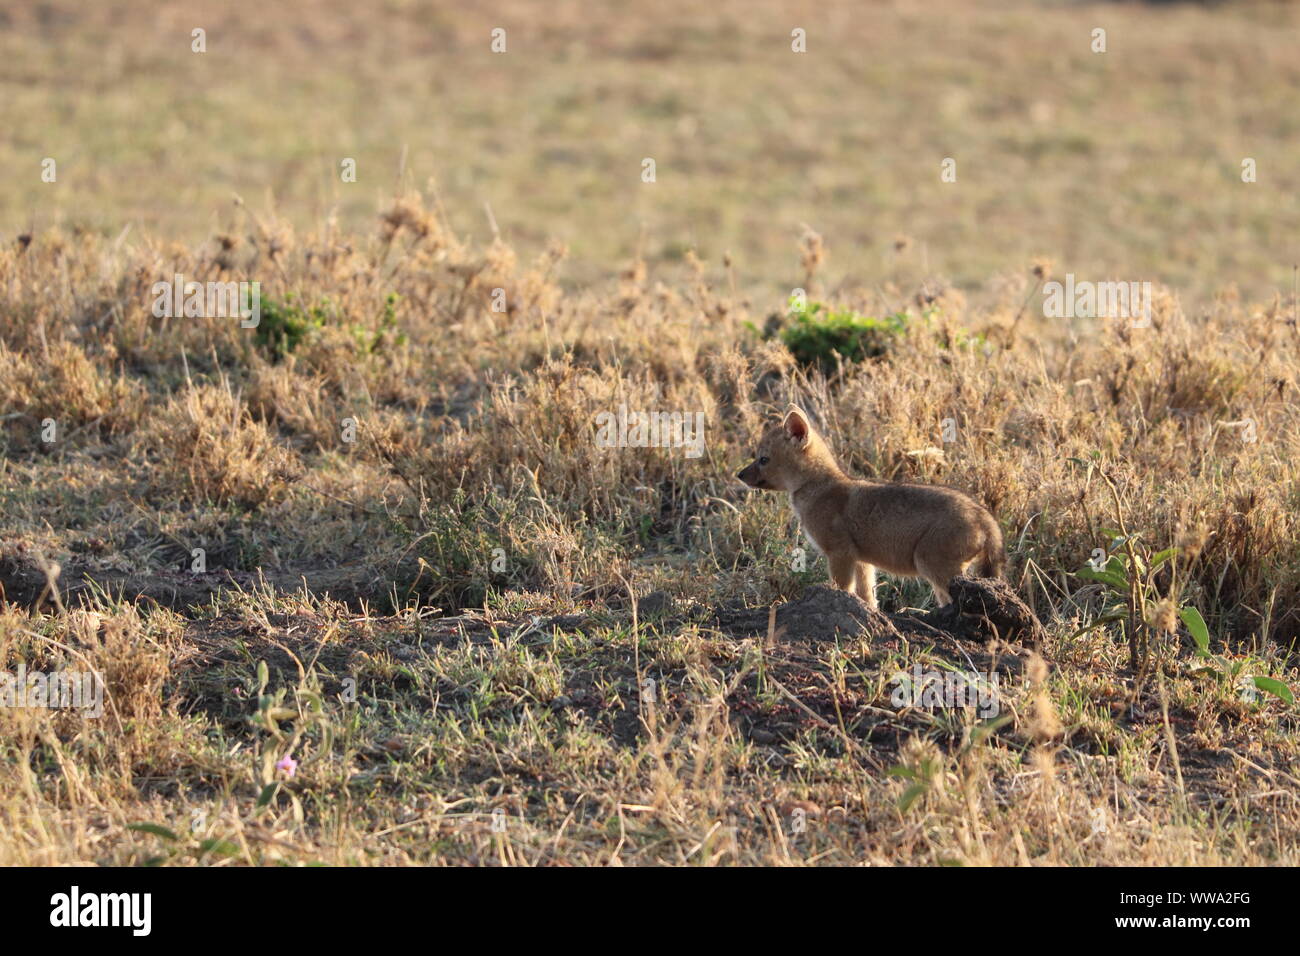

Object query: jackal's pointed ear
[783,407,811,447]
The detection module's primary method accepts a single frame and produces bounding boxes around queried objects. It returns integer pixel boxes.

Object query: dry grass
[1,193,1298,865]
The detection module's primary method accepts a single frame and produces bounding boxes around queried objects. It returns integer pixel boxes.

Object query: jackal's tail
[973,513,1006,579]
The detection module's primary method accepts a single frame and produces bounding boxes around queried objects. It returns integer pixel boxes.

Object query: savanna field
[2,0,1300,867]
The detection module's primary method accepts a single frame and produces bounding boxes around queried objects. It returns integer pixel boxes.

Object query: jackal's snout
[737,455,777,489]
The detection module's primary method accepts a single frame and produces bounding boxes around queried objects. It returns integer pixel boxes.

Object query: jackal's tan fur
[738,407,1004,608]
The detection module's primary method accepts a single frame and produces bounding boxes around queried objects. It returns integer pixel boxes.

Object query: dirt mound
[717,578,1044,647]
[771,585,903,642]
[927,576,1046,647]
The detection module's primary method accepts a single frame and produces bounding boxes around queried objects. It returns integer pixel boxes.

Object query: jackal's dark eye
[758,456,769,466]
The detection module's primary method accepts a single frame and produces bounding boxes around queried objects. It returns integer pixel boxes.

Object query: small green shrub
[354,292,406,354]
[254,293,327,360]
[778,298,909,369]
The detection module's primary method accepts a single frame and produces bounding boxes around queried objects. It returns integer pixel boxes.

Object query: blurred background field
[3,0,1299,304]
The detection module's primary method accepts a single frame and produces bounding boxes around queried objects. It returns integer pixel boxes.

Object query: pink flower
[276,754,298,778]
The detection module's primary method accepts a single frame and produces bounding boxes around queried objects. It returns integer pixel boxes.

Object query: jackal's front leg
[853,563,878,609]
[828,554,858,597]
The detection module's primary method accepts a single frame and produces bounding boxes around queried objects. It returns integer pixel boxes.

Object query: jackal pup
[737,407,1004,608]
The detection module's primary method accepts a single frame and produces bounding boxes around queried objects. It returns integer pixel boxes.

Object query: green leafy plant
[1074,532,1178,671]
[254,292,328,360]
[351,291,406,354]
[249,658,335,814]
[779,298,910,369]
[1071,453,1187,673]
[126,822,241,865]
[1180,605,1294,704]
[889,753,940,813]
[1071,454,1293,704]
